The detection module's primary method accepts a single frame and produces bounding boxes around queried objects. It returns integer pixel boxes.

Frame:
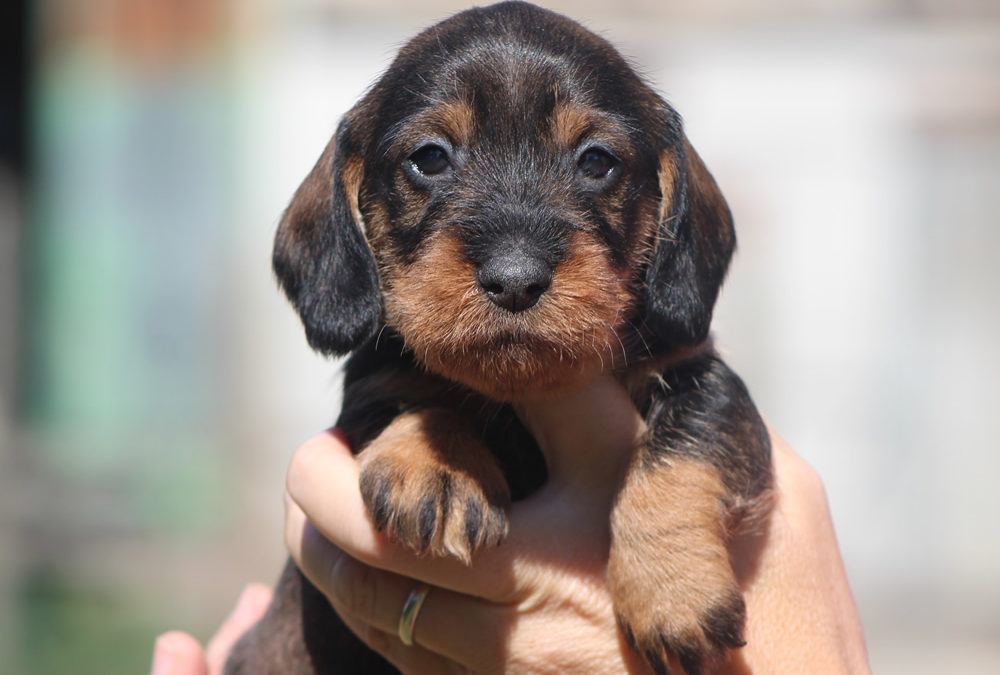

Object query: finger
[729,428,869,673]
[204,583,273,674]
[285,430,510,598]
[285,431,606,601]
[332,559,500,671]
[336,608,464,675]
[287,498,503,669]
[150,631,208,675]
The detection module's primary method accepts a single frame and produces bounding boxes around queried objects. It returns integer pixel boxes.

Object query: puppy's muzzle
[476,245,553,313]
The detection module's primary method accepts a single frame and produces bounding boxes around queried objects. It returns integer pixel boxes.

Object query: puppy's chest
[337,330,702,501]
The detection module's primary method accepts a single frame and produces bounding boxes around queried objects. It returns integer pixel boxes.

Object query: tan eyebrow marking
[550,102,596,149]
[421,100,476,147]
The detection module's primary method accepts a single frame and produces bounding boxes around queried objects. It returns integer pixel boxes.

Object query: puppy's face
[274,2,735,400]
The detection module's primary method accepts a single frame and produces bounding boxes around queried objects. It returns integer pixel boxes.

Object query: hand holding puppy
[281,380,868,674]
[286,376,644,673]
[152,382,868,674]
[256,3,773,669]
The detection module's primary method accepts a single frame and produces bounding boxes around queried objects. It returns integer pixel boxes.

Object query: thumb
[150,632,208,675]
[204,583,272,674]
[514,375,645,499]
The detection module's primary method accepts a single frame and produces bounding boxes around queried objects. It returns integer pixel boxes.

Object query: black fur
[272,115,382,356]
[274,2,730,357]
[230,4,771,674]
[644,141,737,349]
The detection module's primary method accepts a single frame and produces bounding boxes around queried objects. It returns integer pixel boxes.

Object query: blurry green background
[2,1,999,673]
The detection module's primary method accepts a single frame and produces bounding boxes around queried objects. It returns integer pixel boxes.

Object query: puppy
[227,2,771,673]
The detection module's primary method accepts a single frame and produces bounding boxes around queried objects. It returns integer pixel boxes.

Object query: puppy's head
[274,1,734,400]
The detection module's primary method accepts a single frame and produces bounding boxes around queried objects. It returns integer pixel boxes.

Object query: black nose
[476,252,552,313]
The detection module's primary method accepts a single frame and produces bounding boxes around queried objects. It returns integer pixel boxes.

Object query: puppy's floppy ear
[273,113,381,355]
[644,138,735,347]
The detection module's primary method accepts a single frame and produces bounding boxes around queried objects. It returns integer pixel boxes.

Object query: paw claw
[356,410,511,562]
[368,474,392,530]
[701,591,747,650]
[616,589,746,675]
[417,496,437,550]
[359,455,509,562]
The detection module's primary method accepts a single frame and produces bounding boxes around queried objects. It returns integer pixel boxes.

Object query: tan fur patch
[429,100,476,147]
[358,198,391,257]
[382,229,634,400]
[656,148,679,235]
[549,103,594,149]
[395,100,476,149]
[341,156,364,231]
[609,458,745,671]
[276,138,365,246]
[358,409,510,563]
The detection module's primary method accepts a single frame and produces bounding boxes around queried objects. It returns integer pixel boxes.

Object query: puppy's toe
[360,457,509,562]
[615,579,745,675]
[358,409,510,563]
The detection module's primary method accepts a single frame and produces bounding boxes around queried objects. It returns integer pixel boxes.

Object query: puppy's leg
[225,560,398,674]
[359,408,511,563]
[610,355,771,675]
[610,457,746,675]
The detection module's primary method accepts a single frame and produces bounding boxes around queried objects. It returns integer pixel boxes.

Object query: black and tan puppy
[228,2,771,673]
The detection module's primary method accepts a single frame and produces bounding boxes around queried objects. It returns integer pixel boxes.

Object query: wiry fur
[384,229,633,399]
[228,3,771,674]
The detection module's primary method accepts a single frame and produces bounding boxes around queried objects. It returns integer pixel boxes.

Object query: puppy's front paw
[613,561,745,675]
[358,409,510,563]
[610,459,746,674]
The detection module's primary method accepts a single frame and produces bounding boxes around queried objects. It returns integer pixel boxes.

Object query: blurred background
[1,0,998,672]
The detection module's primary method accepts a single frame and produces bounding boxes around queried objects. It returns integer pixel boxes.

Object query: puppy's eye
[408,145,452,177]
[576,147,617,180]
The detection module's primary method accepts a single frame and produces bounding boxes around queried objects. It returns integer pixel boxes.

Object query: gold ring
[397,584,431,646]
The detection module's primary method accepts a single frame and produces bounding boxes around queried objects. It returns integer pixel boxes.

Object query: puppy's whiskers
[374,324,388,353]
[610,325,629,368]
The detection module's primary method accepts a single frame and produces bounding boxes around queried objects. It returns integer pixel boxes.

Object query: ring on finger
[397,584,431,647]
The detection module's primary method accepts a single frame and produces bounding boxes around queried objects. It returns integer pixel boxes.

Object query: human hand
[284,377,869,673]
[286,375,647,673]
[722,433,870,674]
[149,583,273,675]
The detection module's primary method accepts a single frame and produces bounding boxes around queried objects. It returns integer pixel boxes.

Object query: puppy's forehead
[395,67,625,151]
[367,3,673,151]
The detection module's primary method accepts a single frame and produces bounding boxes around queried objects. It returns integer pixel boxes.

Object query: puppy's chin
[416,336,614,402]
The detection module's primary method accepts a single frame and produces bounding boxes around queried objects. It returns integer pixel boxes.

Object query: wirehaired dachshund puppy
[228,2,771,674]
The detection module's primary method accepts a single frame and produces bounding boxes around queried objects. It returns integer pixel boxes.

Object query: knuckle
[358,619,391,654]
[330,553,379,620]
[285,435,328,498]
[779,448,834,524]
[792,454,828,505]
